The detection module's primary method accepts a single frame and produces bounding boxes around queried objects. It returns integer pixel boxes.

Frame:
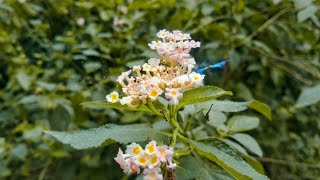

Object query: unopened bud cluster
[114,140,176,180]
[106,29,204,108]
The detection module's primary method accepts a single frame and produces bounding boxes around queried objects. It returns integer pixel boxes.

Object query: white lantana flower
[165,88,183,105]
[147,154,160,169]
[148,88,163,101]
[126,142,143,157]
[127,158,141,174]
[145,140,157,155]
[143,63,152,71]
[157,145,174,163]
[106,91,119,103]
[136,153,148,167]
[107,29,205,108]
[156,29,169,39]
[114,149,130,173]
[189,72,205,86]
[120,96,133,105]
[115,140,176,180]
[143,167,163,180]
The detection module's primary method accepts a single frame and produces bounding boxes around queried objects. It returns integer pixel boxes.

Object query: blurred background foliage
[0,0,319,179]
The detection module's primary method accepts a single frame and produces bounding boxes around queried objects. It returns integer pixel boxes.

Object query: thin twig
[257,157,320,169]
[38,160,51,180]
[274,63,313,85]
[235,7,293,48]
[246,44,320,79]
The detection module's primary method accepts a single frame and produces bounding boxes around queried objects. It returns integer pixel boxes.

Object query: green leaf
[81,101,152,112]
[190,139,268,180]
[227,115,260,132]
[295,84,320,108]
[45,124,157,149]
[206,111,227,127]
[196,100,249,112]
[82,49,100,56]
[16,69,32,90]
[231,133,263,157]
[222,138,248,155]
[195,100,272,120]
[176,156,233,180]
[242,155,266,175]
[297,5,318,23]
[247,100,272,120]
[178,86,233,109]
[152,120,172,131]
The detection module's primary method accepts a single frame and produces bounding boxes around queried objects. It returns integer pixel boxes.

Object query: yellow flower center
[111,94,117,101]
[193,76,199,81]
[150,155,158,165]
[171,91,177,96]
[133,147,140,155]
[148,144,155,153]
[139,157,147,164]
[150,90,158,97]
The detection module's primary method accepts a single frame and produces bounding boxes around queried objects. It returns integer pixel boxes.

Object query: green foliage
[195,100,271,120]
[295,84,320,108]
[227,115,260,132]
[176,156,233,180]
[49,85,267,179]
[81,101,153,112]
[190,139,268,180]
[231,133,263,157]
[45,124,158,149]
[177,86,233,109]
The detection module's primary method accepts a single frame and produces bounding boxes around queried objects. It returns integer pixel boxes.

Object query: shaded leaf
[231,133,263,157]
[176,155,233,180]
[221,138,248,155]
[45,124,157,149]
[190,139,268,180]
[81,101,152,112]
[206,111,227,127]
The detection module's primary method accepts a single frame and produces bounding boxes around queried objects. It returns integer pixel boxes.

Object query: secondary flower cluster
[114,140,176,180]
[106,29,204,108]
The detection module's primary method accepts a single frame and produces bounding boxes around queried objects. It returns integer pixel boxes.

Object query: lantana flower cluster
[114,140,176,180]
[106,29,204,108]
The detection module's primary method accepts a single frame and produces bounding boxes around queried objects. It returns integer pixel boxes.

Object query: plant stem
[170,129,178,147]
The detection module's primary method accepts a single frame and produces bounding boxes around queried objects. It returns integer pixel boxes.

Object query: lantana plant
[46,30,272,180]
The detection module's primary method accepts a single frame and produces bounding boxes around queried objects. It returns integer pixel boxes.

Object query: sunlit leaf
[227,115,260,132]
[195,100,271,120]
[247,100,272,120]
[297,5,318,22]
[295,84,320,108]
[178,86,233,109]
